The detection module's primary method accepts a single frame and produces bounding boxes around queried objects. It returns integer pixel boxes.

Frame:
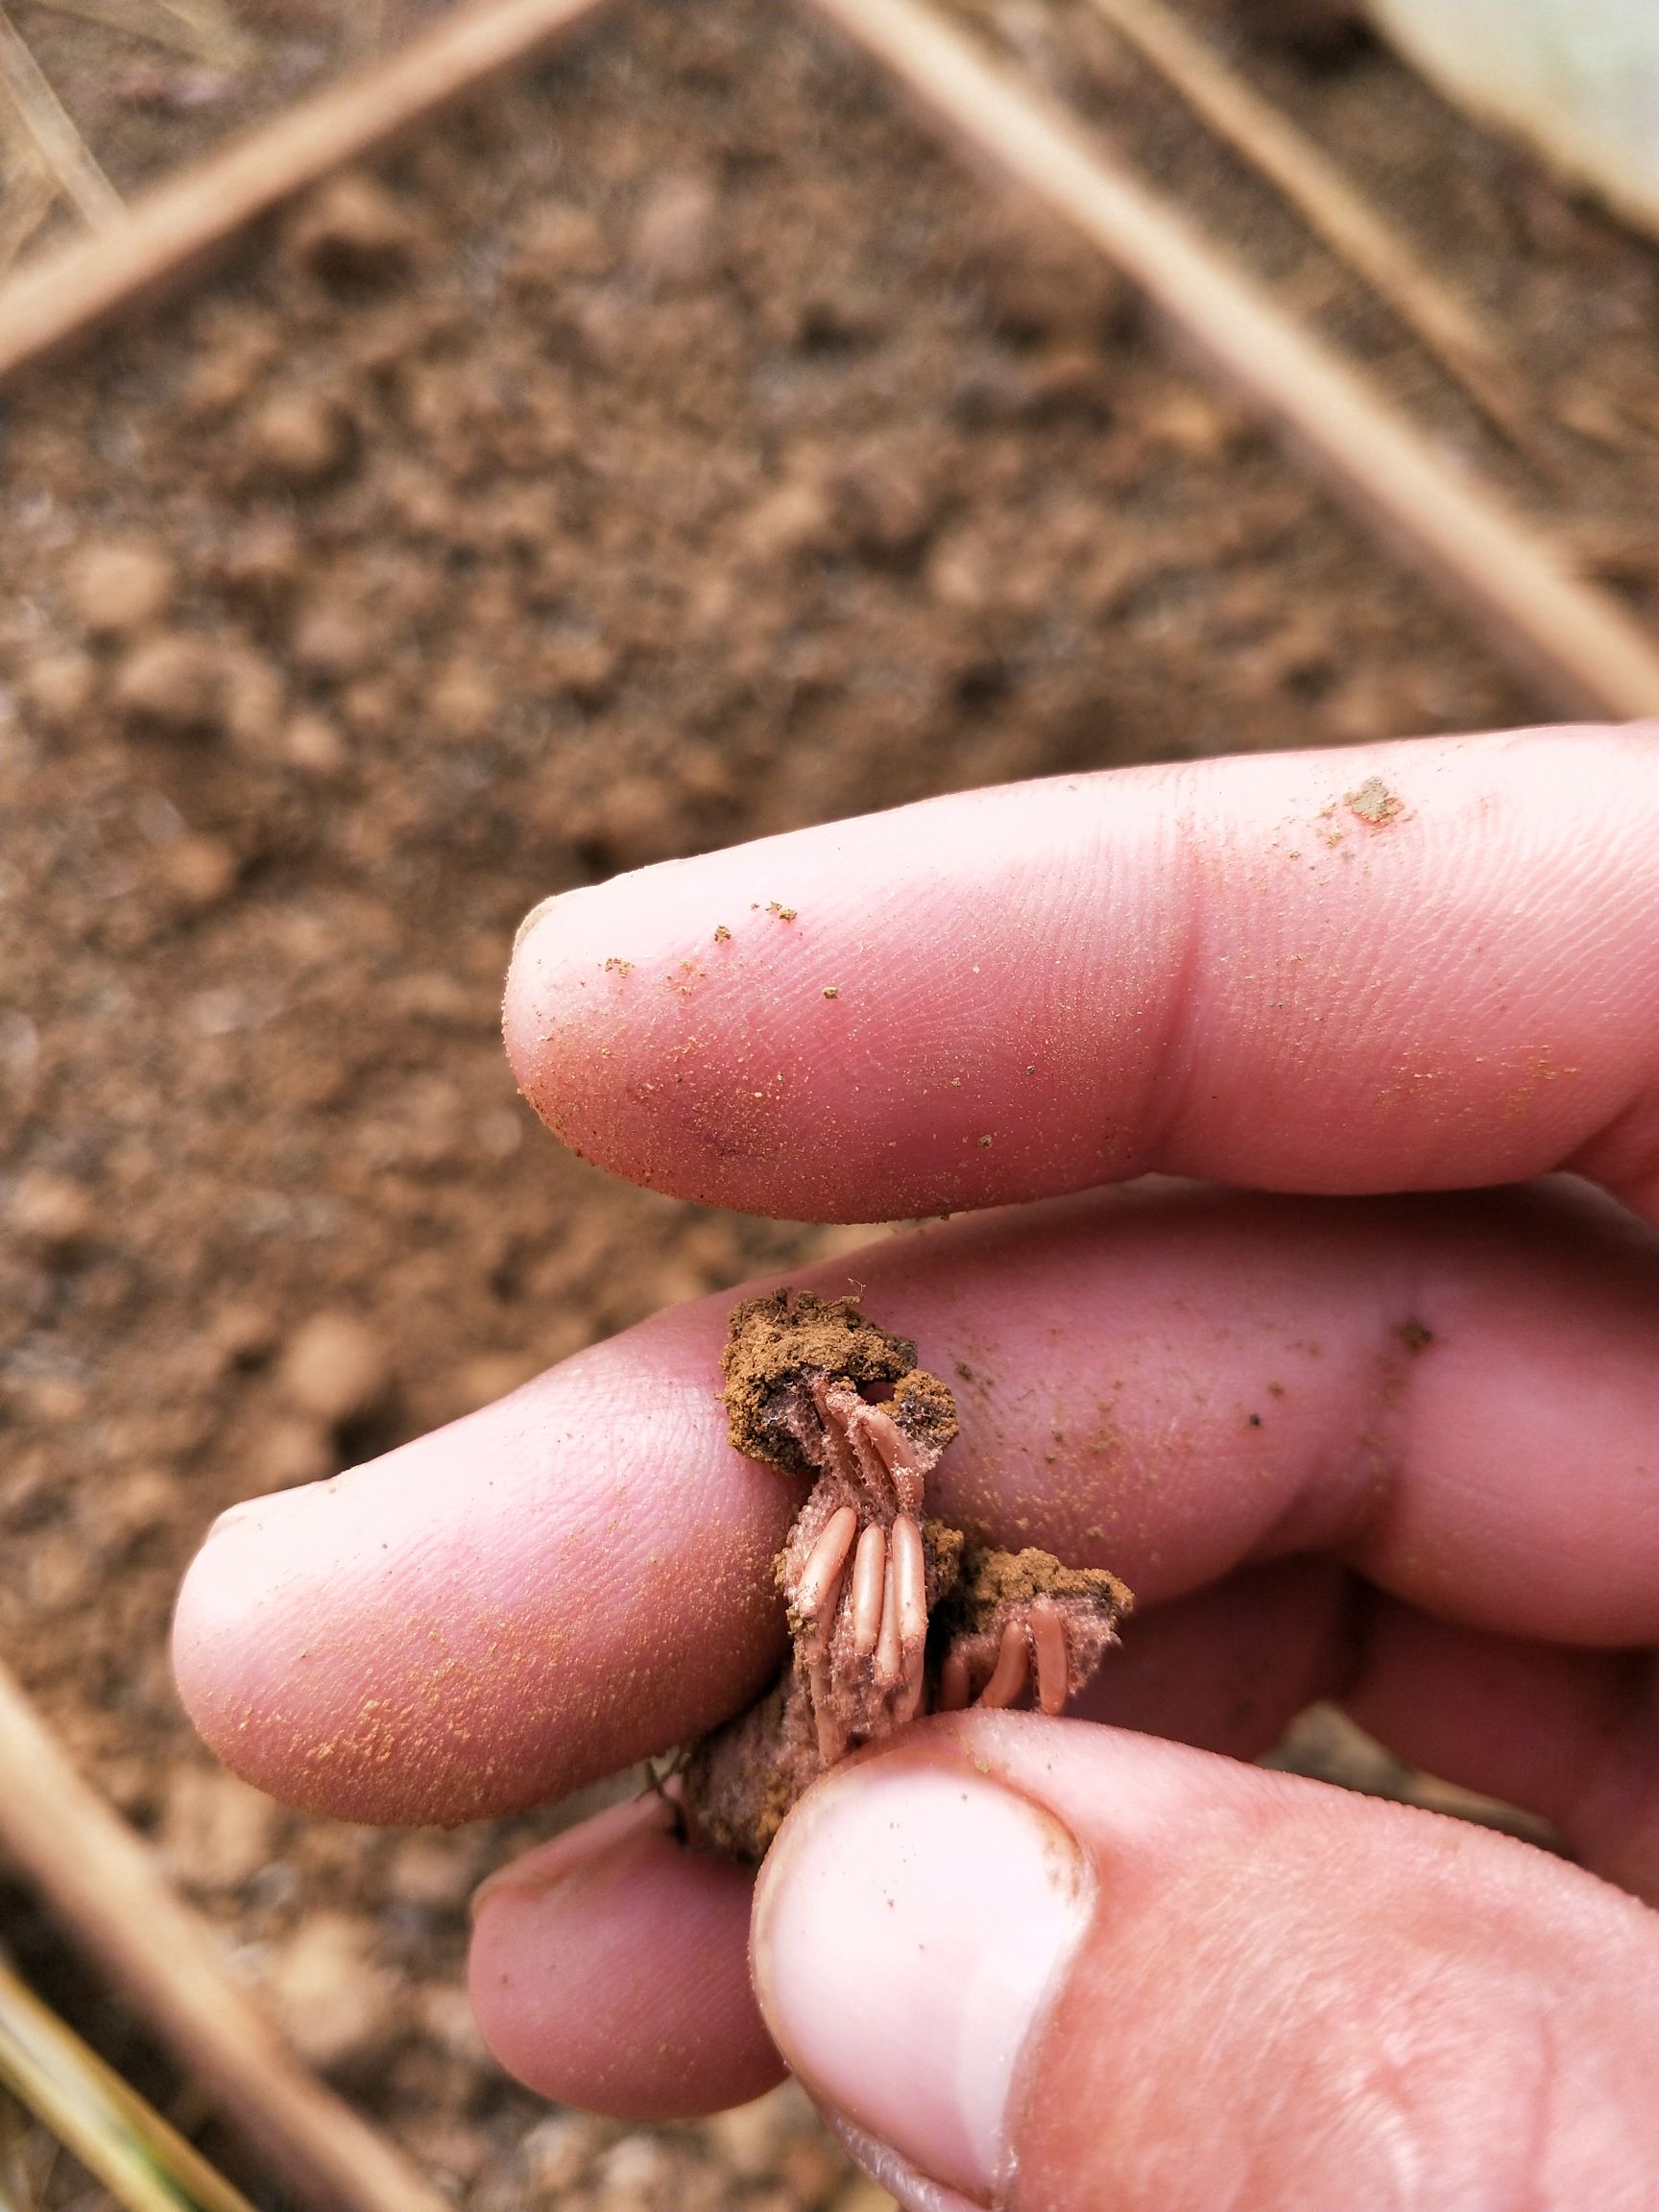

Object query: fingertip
[469,1793,782,2118]
[502,884,593,1100]
[171,1486,324,1801]
[169,1323,793,1824]
[752,1732,1092,2201]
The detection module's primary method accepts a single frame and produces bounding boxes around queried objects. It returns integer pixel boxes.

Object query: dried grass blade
[799,0,1659,718]
[0,1960,253,2212]
[1076,0,1539,452]
[0,5,121,228]
[0,132,59,276]
[0,0,612,381]
[0,1660,452,2212]
[150,0,250,68]
[16,0,225,66]
[0,2087,36,2212]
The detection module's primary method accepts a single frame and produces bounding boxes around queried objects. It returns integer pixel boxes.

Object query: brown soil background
[1,0,1654,2206]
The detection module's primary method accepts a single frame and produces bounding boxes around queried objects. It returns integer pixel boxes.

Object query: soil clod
[687,1292,1132,1861]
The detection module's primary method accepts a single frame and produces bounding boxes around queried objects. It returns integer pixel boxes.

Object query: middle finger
[173,1175,1659,1827]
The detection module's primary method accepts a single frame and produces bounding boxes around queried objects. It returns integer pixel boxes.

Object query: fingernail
[470,1791,673,1921]
[512,891,565,954]
[200,1485,308,1544]
[753,1754,1092,2202]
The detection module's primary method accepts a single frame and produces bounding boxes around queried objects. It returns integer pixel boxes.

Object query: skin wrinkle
[1335,1253,1440,1569]
[1118,765,1211,1172]
[1514,2014,1557,2212]
[1004,1723,1659,2210]
[1565,1658,1659,1884]
[1240,1248,1427,1575]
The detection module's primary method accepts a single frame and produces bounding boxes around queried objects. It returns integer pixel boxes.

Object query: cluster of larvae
[685,1292,1132,1862]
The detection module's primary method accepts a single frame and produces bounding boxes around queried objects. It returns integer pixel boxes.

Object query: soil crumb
[1345,774,1405,827]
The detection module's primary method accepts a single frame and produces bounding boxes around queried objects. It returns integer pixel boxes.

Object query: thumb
[750,1717,1659,2212]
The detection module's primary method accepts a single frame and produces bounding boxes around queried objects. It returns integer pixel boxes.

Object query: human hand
[175,727,1659,2208]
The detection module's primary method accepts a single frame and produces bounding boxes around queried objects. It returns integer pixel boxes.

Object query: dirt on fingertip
[720,1291,920,1470]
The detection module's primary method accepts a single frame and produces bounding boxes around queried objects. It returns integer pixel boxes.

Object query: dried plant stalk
[0,0,611,382]
[0,132,57,276]
[0,1957,254,2212]
[0,1660,451,2212]
[685,1294,1132,1861]
[0,2087,34,2212]
[1076,0,1538,452]
[0,6,120,228]
[800,0,1659,720]
[150,0,248,67]
[18,0,241,67]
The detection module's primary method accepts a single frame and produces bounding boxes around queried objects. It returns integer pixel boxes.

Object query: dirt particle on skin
[719,1289,924,1472]
[766,902,798,921]
[602,955,632,975]
[822,985,838,998]
[713,925,732,942]
[939,1544,1130,1623]
[1395,1318,1435,1354]
[977,1134,993,1146]
[1345,775,1405,829]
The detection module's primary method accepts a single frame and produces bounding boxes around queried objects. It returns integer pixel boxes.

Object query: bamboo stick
[0,1661,452,2212]
[0,0,611,380]
[0,4,121,228]
[1074,0,1539,453]
[799,0,1659,719]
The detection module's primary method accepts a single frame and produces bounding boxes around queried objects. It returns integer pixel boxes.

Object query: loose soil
[0,1,1651,2206]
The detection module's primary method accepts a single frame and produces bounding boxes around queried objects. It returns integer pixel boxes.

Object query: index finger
[505,727,1659,1222]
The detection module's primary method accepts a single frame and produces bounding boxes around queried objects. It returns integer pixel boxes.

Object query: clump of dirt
[687,1293,1132,1861]
[1344,773,1404,826]
[720,1290,928,1471]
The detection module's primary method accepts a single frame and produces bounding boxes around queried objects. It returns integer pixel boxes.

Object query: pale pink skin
[174,731,1659,2190]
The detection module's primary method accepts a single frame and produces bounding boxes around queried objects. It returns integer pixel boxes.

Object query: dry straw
[0,1659,450,2212]
[0,4,121,227]
[1074,0,1540,454]
[801,0,1659,720]
[0,0,611,377]
[0,1955,254,2212]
